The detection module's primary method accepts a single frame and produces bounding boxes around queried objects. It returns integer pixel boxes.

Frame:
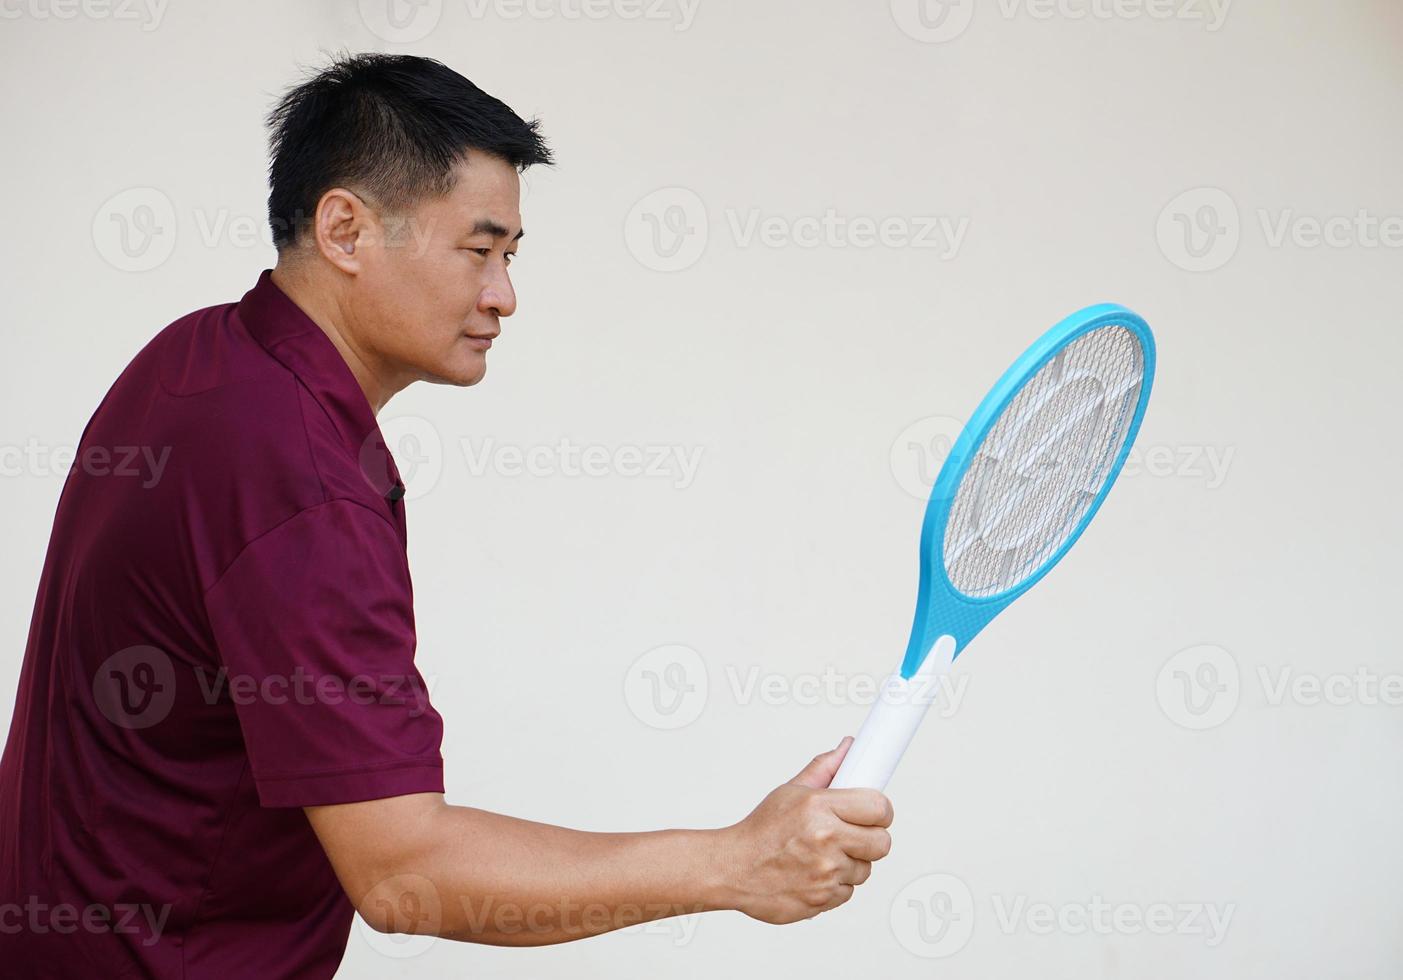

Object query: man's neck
[270,262,396,416]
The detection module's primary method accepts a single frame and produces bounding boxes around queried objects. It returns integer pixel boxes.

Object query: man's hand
[716,736,894,924]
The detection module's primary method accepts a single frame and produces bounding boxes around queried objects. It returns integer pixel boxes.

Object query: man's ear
[313,187,373,273]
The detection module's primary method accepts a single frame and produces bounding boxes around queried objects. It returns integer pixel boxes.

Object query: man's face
[349,152,523,388]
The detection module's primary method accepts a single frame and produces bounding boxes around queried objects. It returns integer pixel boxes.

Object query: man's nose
[479,268,517,318]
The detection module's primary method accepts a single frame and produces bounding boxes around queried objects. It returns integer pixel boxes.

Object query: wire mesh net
[942,324,1145,598]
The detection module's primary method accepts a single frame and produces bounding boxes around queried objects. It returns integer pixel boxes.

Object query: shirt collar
[236,269,404,500]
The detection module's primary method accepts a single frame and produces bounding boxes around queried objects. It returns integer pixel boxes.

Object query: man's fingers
[789,737,853,789]
[840,858,874,887]
[811,882,856,917]
[824,787,894,828]
[835,824,892,862]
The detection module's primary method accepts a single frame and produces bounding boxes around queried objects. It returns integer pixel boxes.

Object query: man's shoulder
[142,298,284,396]
[115,298,385,517]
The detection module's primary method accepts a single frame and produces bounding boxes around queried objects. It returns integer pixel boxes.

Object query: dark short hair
[265,52,553,249]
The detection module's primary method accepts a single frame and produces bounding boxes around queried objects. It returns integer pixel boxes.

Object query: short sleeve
[203,499,444,807]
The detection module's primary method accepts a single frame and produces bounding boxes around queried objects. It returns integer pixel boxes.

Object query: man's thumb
[790,736,853,789]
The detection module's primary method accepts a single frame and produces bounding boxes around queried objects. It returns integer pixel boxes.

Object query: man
[0,53,893,977]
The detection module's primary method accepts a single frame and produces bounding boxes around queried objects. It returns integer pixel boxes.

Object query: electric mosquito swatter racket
[830,304,1156,790]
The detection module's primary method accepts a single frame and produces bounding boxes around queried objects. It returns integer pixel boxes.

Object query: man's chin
[422,354,487,388]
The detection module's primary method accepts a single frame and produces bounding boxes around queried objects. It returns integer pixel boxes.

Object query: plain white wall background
[3,0,1402,976]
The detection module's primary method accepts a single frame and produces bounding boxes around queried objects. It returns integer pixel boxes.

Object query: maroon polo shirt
[0,270,445,978]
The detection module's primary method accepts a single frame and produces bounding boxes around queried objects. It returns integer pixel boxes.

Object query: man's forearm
[307,743,892,945]
[321,795,735,946]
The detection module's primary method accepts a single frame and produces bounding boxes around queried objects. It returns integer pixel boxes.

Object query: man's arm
[305,737,894,945]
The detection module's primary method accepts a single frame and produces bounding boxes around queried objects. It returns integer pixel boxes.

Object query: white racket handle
[829,635,957,791]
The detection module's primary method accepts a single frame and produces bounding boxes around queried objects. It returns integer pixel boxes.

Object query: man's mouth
[463,332,497,350]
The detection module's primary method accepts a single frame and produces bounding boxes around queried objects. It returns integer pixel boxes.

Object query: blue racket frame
[900,303,1157,678]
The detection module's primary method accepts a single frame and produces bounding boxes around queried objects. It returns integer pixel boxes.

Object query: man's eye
[462,247,513,264]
